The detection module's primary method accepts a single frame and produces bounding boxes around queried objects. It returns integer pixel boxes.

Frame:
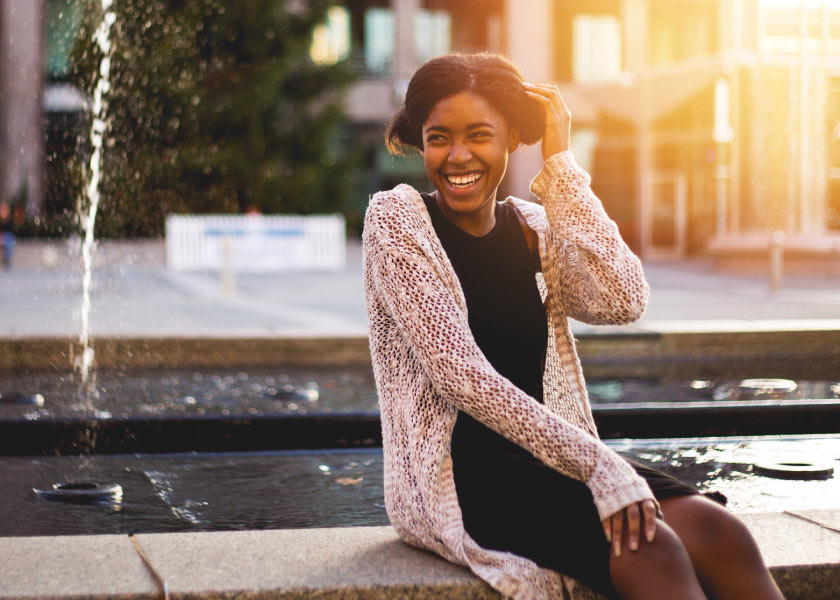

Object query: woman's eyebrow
[424,122,496,134]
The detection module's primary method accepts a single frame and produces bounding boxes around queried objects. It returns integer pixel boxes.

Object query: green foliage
[70,0,356,237]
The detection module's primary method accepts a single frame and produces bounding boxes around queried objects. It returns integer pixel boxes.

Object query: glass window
[415,10,451,63]
[311,6,351,65]
[364,8,395,75]
[572,15,622,84]
[44,0,83,80]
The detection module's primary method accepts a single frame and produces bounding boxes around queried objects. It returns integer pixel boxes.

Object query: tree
[70,0,356,237]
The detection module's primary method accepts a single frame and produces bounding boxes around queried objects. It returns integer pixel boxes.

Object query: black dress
[423,193,705,598]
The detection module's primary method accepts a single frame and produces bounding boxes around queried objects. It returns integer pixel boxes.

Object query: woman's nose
[448,140,472,163]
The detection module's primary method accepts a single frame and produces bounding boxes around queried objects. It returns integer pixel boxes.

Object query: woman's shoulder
[364,184,431,251]
[501,196,548,234]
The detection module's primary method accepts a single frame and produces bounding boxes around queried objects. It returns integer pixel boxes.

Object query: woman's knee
[609,520,700,593]
[663,495,762,564]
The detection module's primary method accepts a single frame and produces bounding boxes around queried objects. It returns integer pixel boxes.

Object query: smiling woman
[364,53,783,600]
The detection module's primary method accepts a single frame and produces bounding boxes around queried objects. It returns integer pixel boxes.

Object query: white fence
[165,214,346,272]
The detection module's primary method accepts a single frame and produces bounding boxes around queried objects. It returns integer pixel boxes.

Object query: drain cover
[264,384,319,402]
[0,393,44,406]
[753,461,834,480]
[33,482,123,502]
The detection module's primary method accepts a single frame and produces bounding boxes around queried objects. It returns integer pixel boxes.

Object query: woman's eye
[471,131,492,139]
[426,134,445,143]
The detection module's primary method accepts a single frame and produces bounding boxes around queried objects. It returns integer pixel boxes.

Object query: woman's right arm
[364,209,653,522]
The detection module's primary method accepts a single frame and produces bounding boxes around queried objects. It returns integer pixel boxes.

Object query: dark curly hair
[385,53,544,156]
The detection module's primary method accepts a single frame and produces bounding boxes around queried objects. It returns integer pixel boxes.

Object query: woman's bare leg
[609,519,707,600]
[660,495,784,600]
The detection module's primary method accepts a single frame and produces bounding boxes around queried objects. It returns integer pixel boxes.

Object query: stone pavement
[2,238,840,339]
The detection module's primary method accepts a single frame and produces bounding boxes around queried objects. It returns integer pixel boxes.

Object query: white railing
[165,214,346,272]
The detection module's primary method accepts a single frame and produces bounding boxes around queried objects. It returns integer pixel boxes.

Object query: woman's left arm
[524,83,649,325]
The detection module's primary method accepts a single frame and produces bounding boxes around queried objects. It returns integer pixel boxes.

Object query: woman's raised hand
[602,498,658,558]
[523,82,571,160]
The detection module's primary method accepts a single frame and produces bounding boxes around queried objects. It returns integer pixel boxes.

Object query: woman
[362,53,783,600]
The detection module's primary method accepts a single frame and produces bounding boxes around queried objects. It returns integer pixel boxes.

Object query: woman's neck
[432,191,497,237]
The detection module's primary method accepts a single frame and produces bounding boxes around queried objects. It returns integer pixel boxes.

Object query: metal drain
[0,393,44,406]
[753,461,834,480]
[33,482,123,502]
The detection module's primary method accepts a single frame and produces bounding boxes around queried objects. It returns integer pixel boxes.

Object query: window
[364,8,395,75]
[44,0,83,80]
[415,10,451,63]
[310,6,351,65]
[363,7,451,76]
[572,15,622,84]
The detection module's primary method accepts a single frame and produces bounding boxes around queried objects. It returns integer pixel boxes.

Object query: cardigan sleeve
[530,151,649,325]
[366,238,653,521]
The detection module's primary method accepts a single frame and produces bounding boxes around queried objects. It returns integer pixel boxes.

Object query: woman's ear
[508,127,521,153]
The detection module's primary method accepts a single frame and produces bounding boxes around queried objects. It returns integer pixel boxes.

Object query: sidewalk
[2,239,840,338]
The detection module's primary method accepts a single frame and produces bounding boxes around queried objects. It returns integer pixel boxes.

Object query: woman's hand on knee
[602,499,658,557]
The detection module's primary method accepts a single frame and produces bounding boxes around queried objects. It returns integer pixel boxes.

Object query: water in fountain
[76,0,117,404]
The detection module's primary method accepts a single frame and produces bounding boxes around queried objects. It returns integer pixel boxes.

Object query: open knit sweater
[362,151,654,599]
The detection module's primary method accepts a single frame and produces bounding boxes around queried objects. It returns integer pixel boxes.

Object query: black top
[422,193,547,461]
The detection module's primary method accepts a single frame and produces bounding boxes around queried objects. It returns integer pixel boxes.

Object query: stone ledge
[2,512,839,600]
[3,329,840,374]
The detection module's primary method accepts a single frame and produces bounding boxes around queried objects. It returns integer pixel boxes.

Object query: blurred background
[1,0,840,273]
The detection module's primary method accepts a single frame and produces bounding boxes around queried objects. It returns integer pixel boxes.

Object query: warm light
[760,0,840,7]
[310,6,350,65]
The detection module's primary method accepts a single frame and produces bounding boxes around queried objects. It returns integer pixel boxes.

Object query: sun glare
[760,0,840,7]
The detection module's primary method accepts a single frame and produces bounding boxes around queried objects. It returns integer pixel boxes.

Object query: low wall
[2,514,839,600]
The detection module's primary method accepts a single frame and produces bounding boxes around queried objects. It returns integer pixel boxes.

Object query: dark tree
[70,0,356,237]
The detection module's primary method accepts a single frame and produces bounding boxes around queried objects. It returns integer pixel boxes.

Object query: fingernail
[647,529,654,542]
[605,531,611,543]
[614,544,621,557]
[630,540,638,551]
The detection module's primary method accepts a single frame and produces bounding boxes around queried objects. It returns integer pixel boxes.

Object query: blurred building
[4,0,840,272]
[325,0,840,271]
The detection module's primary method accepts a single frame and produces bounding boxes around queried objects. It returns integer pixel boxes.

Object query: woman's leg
[609,518,707,600]
[660,495,784,600]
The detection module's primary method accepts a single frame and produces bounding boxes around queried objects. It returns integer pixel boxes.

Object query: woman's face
[421,91,518,228]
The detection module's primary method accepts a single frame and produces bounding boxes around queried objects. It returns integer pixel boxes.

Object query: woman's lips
[443,171,484,194]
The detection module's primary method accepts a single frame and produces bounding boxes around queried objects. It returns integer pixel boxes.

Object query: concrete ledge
[3,329,840,374]
[2,512,839,600]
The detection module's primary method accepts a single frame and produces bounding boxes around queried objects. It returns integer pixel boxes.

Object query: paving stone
[134,526,497,599]
[784,508,840,533]
[0,534,155,598]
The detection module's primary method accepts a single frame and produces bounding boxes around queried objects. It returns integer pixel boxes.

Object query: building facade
[4,0,839,270]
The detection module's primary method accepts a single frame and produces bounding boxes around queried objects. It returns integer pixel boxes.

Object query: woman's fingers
[611,511,623,557]
[626,502,641,551]
[643,499,658,542]
[522,81,570,158]
[602,517,612,543]
[604,500,658,558]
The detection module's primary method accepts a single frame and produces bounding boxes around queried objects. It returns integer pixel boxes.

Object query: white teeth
[446,172,482,187]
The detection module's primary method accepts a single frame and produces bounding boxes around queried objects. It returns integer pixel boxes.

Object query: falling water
[77,0,117,392]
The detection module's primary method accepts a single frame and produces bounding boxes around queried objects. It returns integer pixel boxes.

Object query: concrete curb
[2,330,839,374]
[2,513,839,600]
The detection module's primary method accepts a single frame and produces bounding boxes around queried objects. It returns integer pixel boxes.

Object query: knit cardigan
[362,151,654,599]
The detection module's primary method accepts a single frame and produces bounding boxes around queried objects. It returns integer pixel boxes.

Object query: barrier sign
[165,214,345,272]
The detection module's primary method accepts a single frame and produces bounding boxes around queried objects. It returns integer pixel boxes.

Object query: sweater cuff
[529,150,591,201]
[587,457,655,521]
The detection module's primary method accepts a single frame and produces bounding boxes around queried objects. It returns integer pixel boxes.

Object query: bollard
[769,230,784,291]
[221,236,234,296]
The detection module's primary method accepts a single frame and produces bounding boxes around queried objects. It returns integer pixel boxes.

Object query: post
[221,237,234,297]
[769,230,784,292]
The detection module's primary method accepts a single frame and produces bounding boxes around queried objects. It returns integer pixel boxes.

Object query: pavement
[2,238,840,339]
